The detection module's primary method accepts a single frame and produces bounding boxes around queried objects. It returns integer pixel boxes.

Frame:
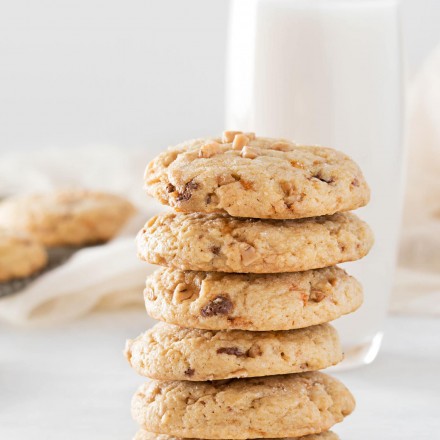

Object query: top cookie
[145,132,370,219]
[0,190,136,247]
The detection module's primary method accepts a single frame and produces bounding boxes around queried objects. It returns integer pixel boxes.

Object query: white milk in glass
[226,0,405,368]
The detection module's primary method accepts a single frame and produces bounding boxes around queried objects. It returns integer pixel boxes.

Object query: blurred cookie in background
[0,189,137,247]
[0,228,48,284]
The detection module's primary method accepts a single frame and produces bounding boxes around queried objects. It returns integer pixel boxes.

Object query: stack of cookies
[126,132,374,440]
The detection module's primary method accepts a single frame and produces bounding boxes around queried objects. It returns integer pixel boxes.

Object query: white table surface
[1,310,439,439]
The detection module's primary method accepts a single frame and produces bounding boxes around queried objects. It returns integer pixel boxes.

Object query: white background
[0,0,439,155]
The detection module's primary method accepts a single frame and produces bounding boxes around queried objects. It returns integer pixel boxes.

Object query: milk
[226,0,405,368]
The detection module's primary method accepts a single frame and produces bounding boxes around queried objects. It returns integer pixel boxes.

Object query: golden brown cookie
[133,429,340,440]
[137,211,373,273]
[131,372,355,439]
[0,189,136,247]
[125,322,342,381]
[145,133,369,219]
[144,267,362,331]
[0,228,47,282]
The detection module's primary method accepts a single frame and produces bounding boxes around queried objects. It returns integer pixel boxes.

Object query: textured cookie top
[144,267,362,331]
[0,228,47,282]
[134,429,339,440]
[125,322,342,381]
[0,190,136,247]
[137,211,373,273]
[145,132,370,219]
[131,372,355,439]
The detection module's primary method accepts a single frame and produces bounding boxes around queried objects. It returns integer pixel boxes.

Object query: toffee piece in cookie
[131,372,355,439]
[0,189,136,247]
[0,228,47,282]
[137,211,373,273]
[144,267,362,331]
[145,132,370,219]
[125,322,342,381]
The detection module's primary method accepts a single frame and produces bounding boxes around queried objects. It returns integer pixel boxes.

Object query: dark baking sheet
[0,246,81,298]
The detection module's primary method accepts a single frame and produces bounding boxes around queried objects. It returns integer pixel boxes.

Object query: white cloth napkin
[0,235,154,326]
[390,44,440,315]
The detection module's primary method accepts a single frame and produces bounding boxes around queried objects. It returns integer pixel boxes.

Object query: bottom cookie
[131,372,354,439]
[134,430,339,440]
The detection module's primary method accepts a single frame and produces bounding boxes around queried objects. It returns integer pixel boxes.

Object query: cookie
[0,228,47,282]
[144,267,362,331]
[131,372,355,439]
[0,190,136,247]
[125,322,342,381]
[144,132,369,219]
[137,212,373,273]
[0,245,85,297]
[134,429,339,440]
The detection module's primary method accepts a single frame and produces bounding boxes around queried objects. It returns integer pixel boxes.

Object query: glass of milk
[226,0,405,368]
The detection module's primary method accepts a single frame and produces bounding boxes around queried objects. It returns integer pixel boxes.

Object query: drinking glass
[226,0,405,368]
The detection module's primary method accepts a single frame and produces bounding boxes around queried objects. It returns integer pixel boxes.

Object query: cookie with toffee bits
[0,190,136,247]
[131,372,355,439]
[136,211,373,273]
[145,132,370,219]
[125,322,342,381]
[144,266,362,331]
[134,429,340,440]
